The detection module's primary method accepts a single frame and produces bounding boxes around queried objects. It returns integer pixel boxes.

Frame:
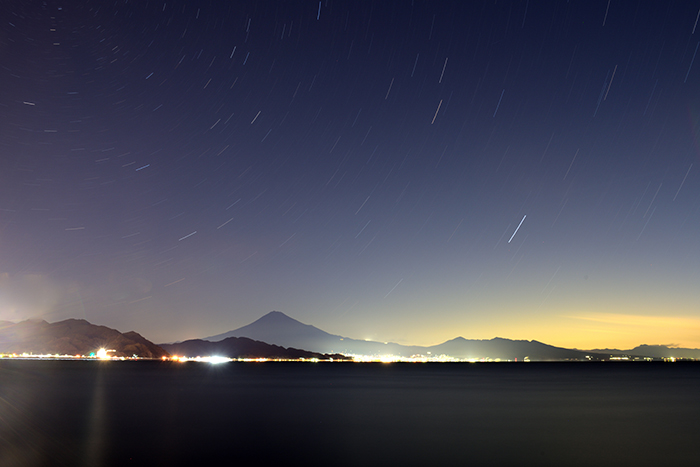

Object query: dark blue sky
[2,1,699,348]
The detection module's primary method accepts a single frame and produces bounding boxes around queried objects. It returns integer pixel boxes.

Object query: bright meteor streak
[508,215,526,243]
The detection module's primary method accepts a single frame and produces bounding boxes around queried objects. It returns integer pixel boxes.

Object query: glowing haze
[1,1,699,350]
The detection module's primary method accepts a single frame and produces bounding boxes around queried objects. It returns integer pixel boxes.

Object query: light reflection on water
[0,361,698,466]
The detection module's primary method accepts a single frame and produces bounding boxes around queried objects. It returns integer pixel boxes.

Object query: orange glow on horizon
[365,311,700,352]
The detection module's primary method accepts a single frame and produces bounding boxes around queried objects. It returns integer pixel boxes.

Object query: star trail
[1,1,699,349]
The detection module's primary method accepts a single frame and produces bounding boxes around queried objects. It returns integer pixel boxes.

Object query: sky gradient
[2,1,699,349]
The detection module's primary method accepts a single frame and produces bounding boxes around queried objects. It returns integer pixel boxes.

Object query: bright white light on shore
[96,348,109,360]
[203,356,231,364]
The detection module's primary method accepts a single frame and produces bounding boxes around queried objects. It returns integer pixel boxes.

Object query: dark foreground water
[0,361,698,466]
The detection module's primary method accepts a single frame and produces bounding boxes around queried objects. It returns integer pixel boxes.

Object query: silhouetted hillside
[426,336,596,360]
[161,336,346,360]
[0,319,169,358]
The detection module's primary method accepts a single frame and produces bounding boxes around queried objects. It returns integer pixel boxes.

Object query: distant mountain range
[203,311,595,360]
[203,311,700,361]
[0,317,345,360]
[0,319,169,359]
[2,312,697,361]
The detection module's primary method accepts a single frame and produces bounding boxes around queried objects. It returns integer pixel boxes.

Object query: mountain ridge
[201,311,699,360]
[161,336,347,360]
[0,318,169,359]
[201,312,574,360]
[3,312,696,361]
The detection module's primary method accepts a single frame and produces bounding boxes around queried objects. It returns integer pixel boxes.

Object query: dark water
[1,361,698,466]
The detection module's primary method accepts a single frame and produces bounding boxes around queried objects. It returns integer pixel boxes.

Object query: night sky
[2,1,699,349]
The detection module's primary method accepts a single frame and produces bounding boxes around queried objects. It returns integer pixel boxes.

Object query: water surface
[1,360,698,466]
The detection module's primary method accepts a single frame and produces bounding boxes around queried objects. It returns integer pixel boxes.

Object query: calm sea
[1,360,698,466]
